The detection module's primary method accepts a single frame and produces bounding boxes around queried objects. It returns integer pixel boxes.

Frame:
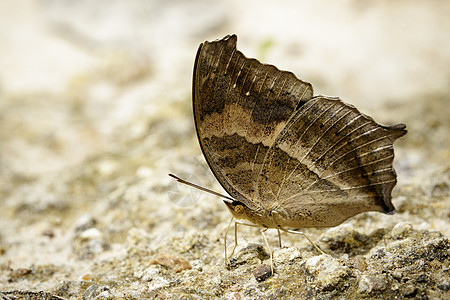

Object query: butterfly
[170,34,406,273]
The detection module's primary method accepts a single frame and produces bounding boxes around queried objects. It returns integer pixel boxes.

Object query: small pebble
[253,264,272,282]
[83,284,111,300]
[391,222,413,239]
[150,254,192,272]
[273,247,301,264]
[358,274,388,294]
[437,281,450,291]
[75,214,97,232]
[305,255,349,289]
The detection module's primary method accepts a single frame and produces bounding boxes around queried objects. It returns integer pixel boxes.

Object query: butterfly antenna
[168,174,234,203]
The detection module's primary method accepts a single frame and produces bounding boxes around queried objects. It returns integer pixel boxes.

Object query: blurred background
[1,0,449,296]
[1,0,449,178]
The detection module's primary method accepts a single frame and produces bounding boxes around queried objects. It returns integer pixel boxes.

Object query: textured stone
[305,255,350,289]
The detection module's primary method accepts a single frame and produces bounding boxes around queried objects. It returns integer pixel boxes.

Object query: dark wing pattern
[257,96,406,227]
[193,35,313,210]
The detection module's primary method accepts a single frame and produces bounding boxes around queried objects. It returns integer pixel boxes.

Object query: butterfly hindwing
[257,96,406,227]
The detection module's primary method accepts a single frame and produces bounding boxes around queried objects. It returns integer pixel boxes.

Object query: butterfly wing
[193,35,313,209]
[257,96,406,228]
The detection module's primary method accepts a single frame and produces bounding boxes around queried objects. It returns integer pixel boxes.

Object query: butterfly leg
[277,228,282,248]
[280,228,328,255]
[225,219,253,265]
[226,220,264,260]
[260,228,274,275]
[224,217,235,267]
[224,220,277,275]
[228,219,240,259]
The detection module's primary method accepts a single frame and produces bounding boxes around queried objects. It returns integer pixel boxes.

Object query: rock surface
[1,0,449,299]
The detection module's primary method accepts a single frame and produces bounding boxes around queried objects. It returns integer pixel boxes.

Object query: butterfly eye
[231,201,246,212]
[234,204,245,214]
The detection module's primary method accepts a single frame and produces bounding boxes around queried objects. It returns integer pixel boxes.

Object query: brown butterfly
[170,34,406,272]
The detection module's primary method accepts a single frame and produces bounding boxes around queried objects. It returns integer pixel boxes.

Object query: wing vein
[322,155,394,180]
[284,179,396,201]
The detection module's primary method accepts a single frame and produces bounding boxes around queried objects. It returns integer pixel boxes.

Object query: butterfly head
[223,200,249,220]
[223,200,272,228]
